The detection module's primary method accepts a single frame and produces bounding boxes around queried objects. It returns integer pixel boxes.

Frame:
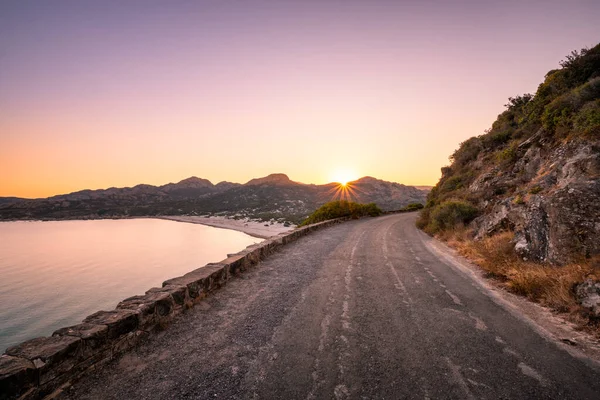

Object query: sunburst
[327,180,364,202]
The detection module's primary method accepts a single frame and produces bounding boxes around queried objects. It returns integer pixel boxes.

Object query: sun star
[330,169,358,187]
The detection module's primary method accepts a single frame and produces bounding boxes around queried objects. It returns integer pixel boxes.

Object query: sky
[1,1,599,198]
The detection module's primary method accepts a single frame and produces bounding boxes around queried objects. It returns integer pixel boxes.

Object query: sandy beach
[157,216,295,239]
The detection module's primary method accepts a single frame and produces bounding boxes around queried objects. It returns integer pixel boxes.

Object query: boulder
[575,279,600,317]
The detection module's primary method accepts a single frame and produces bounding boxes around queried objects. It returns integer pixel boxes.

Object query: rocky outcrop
[420,44,600,265]
[470,137,600,263]
[575,279,600,318]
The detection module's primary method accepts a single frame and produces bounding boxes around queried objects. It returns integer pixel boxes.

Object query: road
[63,213,600,399]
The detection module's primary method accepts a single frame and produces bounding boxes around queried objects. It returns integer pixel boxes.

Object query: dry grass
[438,227,600,329]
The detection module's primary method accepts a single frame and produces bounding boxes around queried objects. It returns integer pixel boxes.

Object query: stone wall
[0,218,347,400]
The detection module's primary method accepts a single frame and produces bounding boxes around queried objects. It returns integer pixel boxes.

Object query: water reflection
[0,218,259,351]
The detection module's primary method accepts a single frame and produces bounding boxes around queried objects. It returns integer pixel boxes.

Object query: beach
[157,216,295,239]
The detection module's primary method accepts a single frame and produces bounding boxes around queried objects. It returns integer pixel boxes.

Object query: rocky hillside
[418,44,600,264]
[0,174,427,224]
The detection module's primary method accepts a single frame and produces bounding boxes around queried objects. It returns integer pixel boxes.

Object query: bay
[0,218,260,352]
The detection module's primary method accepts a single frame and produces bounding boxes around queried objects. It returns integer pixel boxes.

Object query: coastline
[156,215,295,239]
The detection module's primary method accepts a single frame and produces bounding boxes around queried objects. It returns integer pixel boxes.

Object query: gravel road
[62,213,600,399]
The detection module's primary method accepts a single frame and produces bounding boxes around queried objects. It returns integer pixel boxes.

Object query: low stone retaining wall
[0,218,347,400]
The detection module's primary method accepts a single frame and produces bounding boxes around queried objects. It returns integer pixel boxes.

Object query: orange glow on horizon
[329,168,359,187]
[2,3,595,198]
[328,181,363,203]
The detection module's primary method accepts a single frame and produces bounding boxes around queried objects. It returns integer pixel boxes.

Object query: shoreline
[156,215,295,239]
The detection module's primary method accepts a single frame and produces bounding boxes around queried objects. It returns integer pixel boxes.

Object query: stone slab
[0,355,36,399]
[83,310,139,340]
[53,323,109,359]
[5,336,81,386]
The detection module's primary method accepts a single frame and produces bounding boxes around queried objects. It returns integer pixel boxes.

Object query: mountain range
[0,174,428,224]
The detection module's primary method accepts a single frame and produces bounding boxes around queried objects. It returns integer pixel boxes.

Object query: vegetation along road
[63,213,600,399]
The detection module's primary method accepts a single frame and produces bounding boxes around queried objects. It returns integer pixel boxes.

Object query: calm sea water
[0,219,260,352]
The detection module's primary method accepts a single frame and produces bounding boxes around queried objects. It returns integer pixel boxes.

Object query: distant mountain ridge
[0,197,26,205]
[0,174,427,223]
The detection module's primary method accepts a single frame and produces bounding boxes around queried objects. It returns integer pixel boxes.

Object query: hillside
[0,197,26,205]
[418,44,600,265]
[0,174,426,224]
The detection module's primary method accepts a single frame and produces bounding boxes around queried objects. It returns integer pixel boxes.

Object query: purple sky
[1,1,599,197]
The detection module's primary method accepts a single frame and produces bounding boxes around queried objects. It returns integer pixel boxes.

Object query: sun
[330,169,358,186]
[326,169,363,202]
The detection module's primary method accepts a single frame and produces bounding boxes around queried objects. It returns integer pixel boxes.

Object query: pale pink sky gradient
[1,1,599,197]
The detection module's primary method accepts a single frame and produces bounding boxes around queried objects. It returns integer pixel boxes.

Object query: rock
[53,323,108,359]
[545,181,600,263]
[83,310,139,340]
[146,285,189,308]
[5,336,81,385]
[470,137,600,264]
[561,338,578,346]
[0,355,36,398]
[117,292,175,329]
[111,330,149,357]
[575,279,600,317]
[514,235,529,256]
[474,200,511,239]
[521,196,550,262]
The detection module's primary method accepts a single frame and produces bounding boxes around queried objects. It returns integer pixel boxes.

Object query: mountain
[161,177,216,198]
[0,174,427,224]
[346,177,427,210]
[0,197,27,205]
[414,186,434,192]
[245,173,297,186]
[418,43,600,264]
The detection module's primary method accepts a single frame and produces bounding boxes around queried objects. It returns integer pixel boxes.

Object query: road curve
[63,213,600,399]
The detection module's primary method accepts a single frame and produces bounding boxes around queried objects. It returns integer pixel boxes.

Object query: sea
[0,218,260,352]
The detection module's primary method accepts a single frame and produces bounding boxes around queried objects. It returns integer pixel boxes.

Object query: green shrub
[440,175,463,192]
[573,77,600,103]
[542,96,574,133]
[402,202,424,211]
[504,94,533,111]
[496,142,518,164]
[450,137,482,166]
[481,129,513,149]
[300,200,382,226]
[573,100,600,136]
[428,200,479,233]
[415,207,430,228]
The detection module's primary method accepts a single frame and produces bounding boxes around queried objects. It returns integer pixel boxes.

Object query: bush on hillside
[573,100,600,136]
[300,200,382,226]
[420,200,478,234]
[402,202,424,211]
[450,137,482,166]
